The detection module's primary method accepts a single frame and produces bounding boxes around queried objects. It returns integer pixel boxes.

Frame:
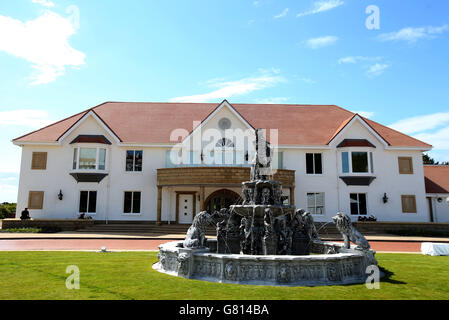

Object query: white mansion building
[12,100,449,223]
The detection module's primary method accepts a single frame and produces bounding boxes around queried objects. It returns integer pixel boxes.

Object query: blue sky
[1,0,449,202]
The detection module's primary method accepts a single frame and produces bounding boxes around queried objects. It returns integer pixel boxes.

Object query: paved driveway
[0,239,423,252]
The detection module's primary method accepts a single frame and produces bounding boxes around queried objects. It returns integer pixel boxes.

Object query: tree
[423,153,449,165]
[423,153,436,164]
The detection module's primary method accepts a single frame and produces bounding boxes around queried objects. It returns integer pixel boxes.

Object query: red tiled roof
[13,101,432,148]
[424,166,449,194]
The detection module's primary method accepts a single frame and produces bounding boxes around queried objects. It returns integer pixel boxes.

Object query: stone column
[157,186,163,225]
[290,186,295,205]
[199,186,205,212]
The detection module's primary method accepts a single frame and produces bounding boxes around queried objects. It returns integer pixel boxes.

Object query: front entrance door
[178,194,194,224]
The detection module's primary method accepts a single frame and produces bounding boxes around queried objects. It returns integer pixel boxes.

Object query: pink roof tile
[424,166,449,194]
[13,101,432,148]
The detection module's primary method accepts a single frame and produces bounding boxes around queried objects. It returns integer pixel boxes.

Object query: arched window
[214,138,235,165]
[215,138,235,148]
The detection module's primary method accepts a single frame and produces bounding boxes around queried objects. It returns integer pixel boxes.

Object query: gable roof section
[13,101,432,148]
[57,109,122,144]
[424,165,449,194]
[179,100,255,145]
[327,114,390,147]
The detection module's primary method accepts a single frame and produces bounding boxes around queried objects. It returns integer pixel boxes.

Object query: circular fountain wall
[153,240,377,286]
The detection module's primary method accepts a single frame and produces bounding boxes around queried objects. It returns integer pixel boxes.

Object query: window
[342,151,374,174]
[350,193,367,215]
[72,147,107,170]
[98,149,106,170]
[352,152,368,172]
[398,157,413,174]
[402,195,417,213]
[215,138,235,165]
[28,191,44,209]
[307,193,325,214]
[306,153,322,174]
[126,150,143,172]
[79,191,97,213]
[216,138,235,148]
[124,191,141,214]
[277,151,284,170]
[31,152,47,170]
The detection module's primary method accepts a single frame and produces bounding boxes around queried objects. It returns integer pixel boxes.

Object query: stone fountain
[153,129,378,286]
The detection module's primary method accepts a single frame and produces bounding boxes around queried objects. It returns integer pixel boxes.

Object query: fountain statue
[210,129,309,256]
[153,129,379,286]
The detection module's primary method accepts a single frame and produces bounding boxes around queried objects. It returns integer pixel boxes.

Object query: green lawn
[0,251,448,300]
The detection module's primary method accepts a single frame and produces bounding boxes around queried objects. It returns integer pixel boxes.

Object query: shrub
[0,203,16,219]
[0,228,41,233]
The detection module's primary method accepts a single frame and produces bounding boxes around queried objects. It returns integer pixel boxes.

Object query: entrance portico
[156,167,295,224]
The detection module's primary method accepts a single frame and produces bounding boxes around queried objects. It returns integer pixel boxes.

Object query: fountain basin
[153,240,378,286]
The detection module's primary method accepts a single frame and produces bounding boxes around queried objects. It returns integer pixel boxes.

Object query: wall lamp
[58,190,63,201]
[382,193,389,204]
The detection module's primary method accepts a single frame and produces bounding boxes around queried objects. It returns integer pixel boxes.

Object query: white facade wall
[15,111,432,223]
[16,116,165,221]
[285,120,430,222]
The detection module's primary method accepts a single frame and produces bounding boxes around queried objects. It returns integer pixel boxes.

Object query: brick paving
[0,239,424,252]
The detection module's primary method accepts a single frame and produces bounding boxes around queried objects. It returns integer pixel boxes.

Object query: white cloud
[0,182,18,203]
[366,63,389,77]
[0,10,85,85]
[0,109,54,128]
[274,8,289,19]
[305,36,338,49]
[414,127,449,150]
[389,111,449,162]
[170,70,286,103]
[32,0,55,7]
[0,146,21,175]
[339,56,388,78]
[296,77,316,84]
[390,111,449,135]
[297,0,344,18]
[338,56,382,64]
[378,25,449,44]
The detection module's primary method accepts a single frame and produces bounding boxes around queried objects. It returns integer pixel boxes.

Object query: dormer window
[72,147,107,171]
